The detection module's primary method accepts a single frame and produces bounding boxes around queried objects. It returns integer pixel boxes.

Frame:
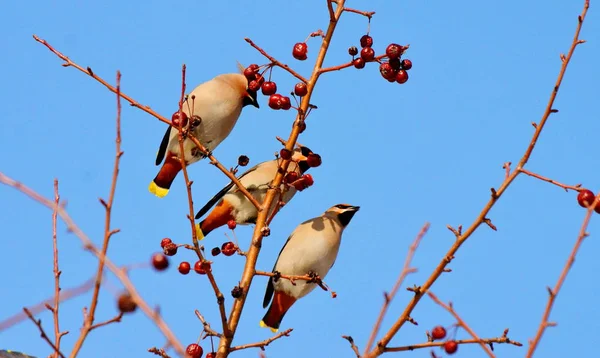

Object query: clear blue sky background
[1,1,599,357]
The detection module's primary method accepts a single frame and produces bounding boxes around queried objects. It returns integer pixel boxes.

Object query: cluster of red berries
[577,189,600,213]
[185,343,216,358]
[348,34,412,84]
[211,241,238,258]
[244,64,308,111]
[279,148,320,191]
[431,326,458,354]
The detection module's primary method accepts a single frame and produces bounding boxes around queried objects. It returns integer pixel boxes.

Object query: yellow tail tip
[195,224,205,241]
[259,320,278,333]
[148,181,169,198]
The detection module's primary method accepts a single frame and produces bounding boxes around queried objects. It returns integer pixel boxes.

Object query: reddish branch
[363,223,429,354]
[32,35,260,210]
[244,38,308,83]
[229,328,293,352]
[69,71,124,357]
[526,191,599,357]
[518,168,582,192]
[363,2,590,356]
[427,291,495,357]
[23,308,66,358]
[384,336,521,353]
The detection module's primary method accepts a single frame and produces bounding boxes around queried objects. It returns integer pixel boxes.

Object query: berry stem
[518,168,582,192]
[319,53,391,74]
[383,336,522,353]
[229,328,293,352]
[244,38,309,83]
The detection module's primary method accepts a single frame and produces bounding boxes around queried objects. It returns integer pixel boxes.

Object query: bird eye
[300,146,312,157]
[335,204,351,209]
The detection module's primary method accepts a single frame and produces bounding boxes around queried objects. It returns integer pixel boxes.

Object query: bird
[148,71,259,198]
[260,203,360,332]
[0,351,36,358]
[194,145,316,240]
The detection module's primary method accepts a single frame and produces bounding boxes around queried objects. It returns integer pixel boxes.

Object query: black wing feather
[155,126,172,166]
[262,233,294,308]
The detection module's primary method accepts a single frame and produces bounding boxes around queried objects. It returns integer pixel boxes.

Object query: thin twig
[23,308,66,358]
[342,336,361,358]
[364,2,589,356]
[50,180,67,356]
[384,336,522,353]
[229,328,293,351]
[0,173,185,355]
[363,223,429,354]
[343,7,375,18]
[519,168,582,192]
[32,35,260,210]
[89,313,124,331]
[319,54,389,74]
[195,309,223,338]
[327,0,335,21]
[427,291,495,357]
[526,191,598,357]
[148,347,171,358]
[244,38,308,83]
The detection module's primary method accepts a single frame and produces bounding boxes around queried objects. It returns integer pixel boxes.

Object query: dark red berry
[171,111,188,128]
[248,79,261,92]
[280,148,292,160]
[151,253,169,271]
[205,353,216,358]
[444,340,458,354]
[243,65,259,80]
[298,121,306,133]
[307,153,322,168]
[178,261,191,275]
[360,35,373,48]
[284,171,299,184]
[194,260,211,275]
[348,46,358,56]
[268,94,283,110]
[292,42,308,60]
[293,174,314,191]
[160,238,172,249]
[261,81,277,96]
[301,174,314,186]
[379,63,396,81]
[280,96,292,110]
[401,59,413,70]
[211,247,221,256]
[360,47,375,62]
[163,242,178,256]
[186,343,203,358]
[396,70,409,84]
[231,285,243,298]
[294,82,308,97]
[353,58,366,69]
[117,293,137,313]
[389,58,401,70]
[386,43,403,60]
[238,155,249,167]
[431,326,447,340]
[227,220,237,230]
[577,189,596,208]
[221,242,237,256]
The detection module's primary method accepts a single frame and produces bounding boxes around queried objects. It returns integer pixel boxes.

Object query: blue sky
[1,1,599,357]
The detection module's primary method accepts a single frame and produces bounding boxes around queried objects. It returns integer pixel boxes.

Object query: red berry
[298,121,306,133]
[294,82,308,97]
[444,340,458,354]
[280,96,292,110]
[171,111,188,128]
[577,189,596,208]
[292,42,308,60]
[186,343,203,358]
[151,253,169,271]
[353,58,366,69]
[248,79,261,92]
[163,242,178,256]
[284,171,299,184]
[160,238,172,248]
[280,148,292,160]
[306,153,322,168]
[178,261,191,275]
[396,70,409,84]
[221,242,237,256]
[117,293,137,313]
[301,174,314,186]
[205,353,216,358]
[261,81,277,96]
[227,220,237,230]
[293,174,314,191]
[431,326,447,340]
[386,43,403,60]
[237,155,249,167]
[244,64,259,80]
[268,94,283,110]
[194,260,211,275]
[348,46,358,56]
[360,35,373,48]
[401,59,413,70]
[379,63,396,81]
[389,58,401,70]
[211,247,221,256]
[360,47,375,62]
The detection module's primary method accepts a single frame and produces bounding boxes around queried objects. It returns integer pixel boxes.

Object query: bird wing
[155,126,172,166]
[262,231,295,308]
[194,165,259,220]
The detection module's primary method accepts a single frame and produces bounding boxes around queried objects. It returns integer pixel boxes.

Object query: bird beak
[243,90,259,108]
[348,205,360,212]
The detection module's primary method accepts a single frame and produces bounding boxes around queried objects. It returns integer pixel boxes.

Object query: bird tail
[260,291,296,333]
[194,200,234,239]
[195,222,206,241]
[149,153,183,198]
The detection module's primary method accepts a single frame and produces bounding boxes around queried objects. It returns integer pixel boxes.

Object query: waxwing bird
[149,72,259,198]
[260,204,360,332]
[194,146,316,240]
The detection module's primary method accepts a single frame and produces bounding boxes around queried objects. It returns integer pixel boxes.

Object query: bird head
[292,145,314,173]
[326,204,360,227]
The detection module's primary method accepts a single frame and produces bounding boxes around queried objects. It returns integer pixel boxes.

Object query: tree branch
[229,328,293,352]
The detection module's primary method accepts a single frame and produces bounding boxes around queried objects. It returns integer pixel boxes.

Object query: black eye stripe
[300,146,312,156]
[335,204,351,209]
